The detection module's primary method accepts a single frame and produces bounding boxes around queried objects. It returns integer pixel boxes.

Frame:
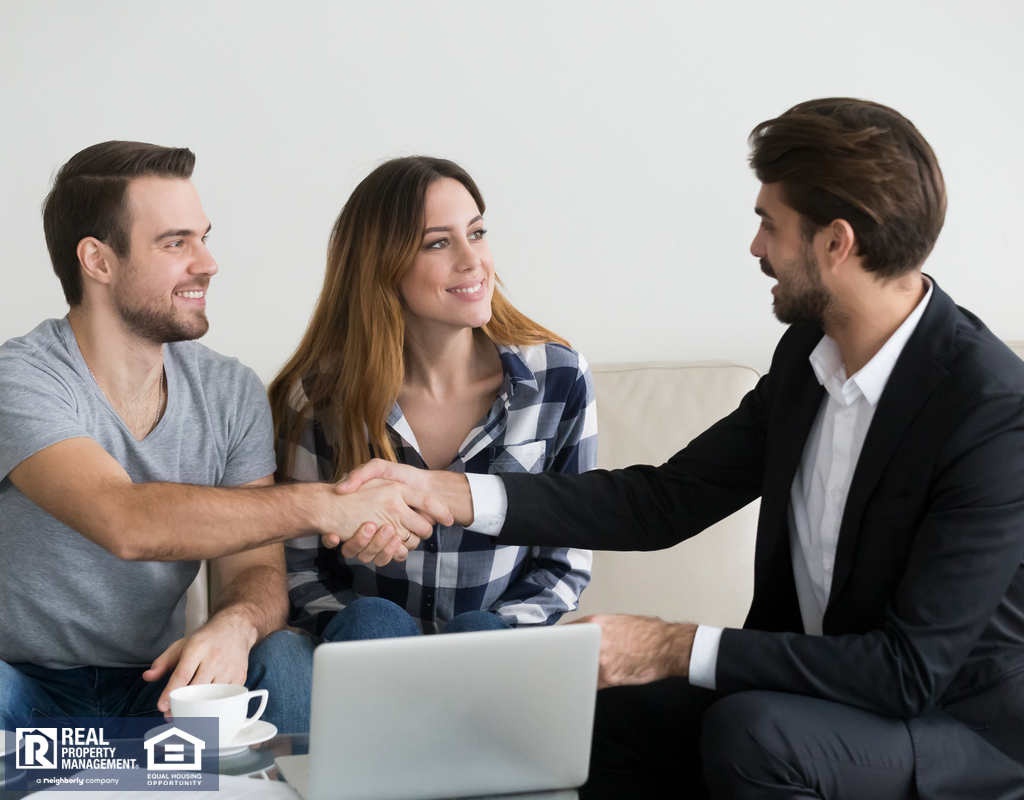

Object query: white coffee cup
[169,684,269,745]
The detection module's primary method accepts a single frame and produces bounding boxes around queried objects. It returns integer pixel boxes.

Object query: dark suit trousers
[583,680,921,800]
[583,679,1024,799]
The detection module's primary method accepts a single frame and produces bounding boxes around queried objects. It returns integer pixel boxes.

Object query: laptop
[276,623,601,800]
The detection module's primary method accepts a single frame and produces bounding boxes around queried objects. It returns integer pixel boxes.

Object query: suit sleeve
[497,359,774,553]
[715,392,1024,718]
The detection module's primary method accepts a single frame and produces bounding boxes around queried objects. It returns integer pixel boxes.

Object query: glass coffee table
[228,733,578,798]
[1,732,578,799]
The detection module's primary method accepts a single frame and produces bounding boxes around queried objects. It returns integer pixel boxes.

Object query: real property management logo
[16,726,137,771]
[8,718,219,792]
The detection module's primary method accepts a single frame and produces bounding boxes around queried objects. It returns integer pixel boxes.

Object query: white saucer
[216,720,277,757]
[145,719,277,758]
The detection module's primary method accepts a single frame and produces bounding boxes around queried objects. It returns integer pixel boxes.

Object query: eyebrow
[423,215,484,235]
[155,223,212,241]
[754,207,773,221]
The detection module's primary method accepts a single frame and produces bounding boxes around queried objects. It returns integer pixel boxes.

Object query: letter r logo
[16,728,58,769]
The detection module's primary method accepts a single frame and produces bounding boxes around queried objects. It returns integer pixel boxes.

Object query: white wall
[3,1,1022,381]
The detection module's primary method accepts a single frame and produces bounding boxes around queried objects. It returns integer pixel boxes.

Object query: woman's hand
[338,521,415,566]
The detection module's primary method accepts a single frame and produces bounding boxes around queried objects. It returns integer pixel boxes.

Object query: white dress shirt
[465,472,508,535]
[690,279,933,688]
[467,279,934,691]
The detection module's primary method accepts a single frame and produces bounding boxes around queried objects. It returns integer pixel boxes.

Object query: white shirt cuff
[464,473,508,536]
[688,625,723,690]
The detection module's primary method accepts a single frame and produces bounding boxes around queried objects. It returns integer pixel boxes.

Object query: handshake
[320,460,474,566]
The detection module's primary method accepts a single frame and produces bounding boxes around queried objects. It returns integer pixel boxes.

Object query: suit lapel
[753,343,826,624]
[760,375,824,537]
[827,281,954,608]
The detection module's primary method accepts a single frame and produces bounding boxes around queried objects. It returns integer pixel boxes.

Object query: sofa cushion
[184,560,210,635]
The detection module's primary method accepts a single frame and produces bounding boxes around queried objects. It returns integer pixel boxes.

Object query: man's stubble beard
[113,261,210,344]
[766,244,835,326]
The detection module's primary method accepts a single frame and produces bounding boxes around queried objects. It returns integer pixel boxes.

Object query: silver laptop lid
[306,624,601,800]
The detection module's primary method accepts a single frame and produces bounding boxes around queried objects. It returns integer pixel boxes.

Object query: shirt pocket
[489,440,548,474]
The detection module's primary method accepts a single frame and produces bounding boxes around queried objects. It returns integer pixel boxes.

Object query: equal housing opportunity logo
[144,726,205,770]
[6,718,219,792]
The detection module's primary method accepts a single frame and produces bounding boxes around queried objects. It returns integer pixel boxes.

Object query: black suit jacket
[498,280,1024,796]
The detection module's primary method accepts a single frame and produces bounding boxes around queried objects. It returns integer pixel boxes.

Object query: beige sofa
[183,359,761,634]
[186,342,1024,634]
[559,362,760,627]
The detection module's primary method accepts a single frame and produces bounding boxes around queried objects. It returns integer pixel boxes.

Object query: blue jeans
[0,630,313,734]
[321,597,512,642]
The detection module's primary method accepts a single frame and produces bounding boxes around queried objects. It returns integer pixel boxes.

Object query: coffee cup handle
[244,689,269,725]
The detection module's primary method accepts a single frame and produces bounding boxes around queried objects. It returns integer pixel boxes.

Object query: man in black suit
[334,99,1024,799]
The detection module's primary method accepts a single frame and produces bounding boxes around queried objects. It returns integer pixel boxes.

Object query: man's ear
[824,218,857,268]
[77,237,117,287]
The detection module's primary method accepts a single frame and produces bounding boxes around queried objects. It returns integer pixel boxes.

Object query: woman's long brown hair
[268,156,568,481]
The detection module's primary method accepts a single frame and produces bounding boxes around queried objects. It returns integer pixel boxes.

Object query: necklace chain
[86,365,165,428]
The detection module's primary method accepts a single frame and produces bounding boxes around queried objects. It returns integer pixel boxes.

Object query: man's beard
[762,245,833,325]
[113,266,209,344]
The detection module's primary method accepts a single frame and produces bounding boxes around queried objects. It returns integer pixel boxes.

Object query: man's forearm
[209,562,289,644]
[108,481,336,561]
[657,621,698,679]
[9,431,438,563]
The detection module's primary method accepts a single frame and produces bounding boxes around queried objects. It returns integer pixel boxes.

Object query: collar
[496,345,539,394]
[386,343,538,440]
[809,276,934,407]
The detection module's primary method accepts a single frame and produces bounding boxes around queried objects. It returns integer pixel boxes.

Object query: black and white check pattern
[279,343,596,635]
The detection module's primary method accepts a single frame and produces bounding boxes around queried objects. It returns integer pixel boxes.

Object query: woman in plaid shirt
[268,157,595,639]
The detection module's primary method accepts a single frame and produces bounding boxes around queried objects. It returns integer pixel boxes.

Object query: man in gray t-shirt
[0,318,277,669]
[0,142,449,732]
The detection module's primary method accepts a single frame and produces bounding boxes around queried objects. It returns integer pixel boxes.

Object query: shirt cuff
[688,625,723,690]
[464,473,508,536]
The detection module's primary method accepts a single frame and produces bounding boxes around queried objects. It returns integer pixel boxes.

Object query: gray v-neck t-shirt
[0,317,276,669]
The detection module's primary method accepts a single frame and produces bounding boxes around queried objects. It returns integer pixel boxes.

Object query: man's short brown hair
[42,141,195,306]
[749,98,946,280]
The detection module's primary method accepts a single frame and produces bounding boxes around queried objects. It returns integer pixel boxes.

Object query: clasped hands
[322,461,453,567]
[321,460,697,690]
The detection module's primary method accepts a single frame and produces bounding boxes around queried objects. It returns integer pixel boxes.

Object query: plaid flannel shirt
[279,342,596,635]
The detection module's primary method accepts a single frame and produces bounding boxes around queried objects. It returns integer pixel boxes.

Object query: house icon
[16,728,58,769]
[144,727,205,771]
